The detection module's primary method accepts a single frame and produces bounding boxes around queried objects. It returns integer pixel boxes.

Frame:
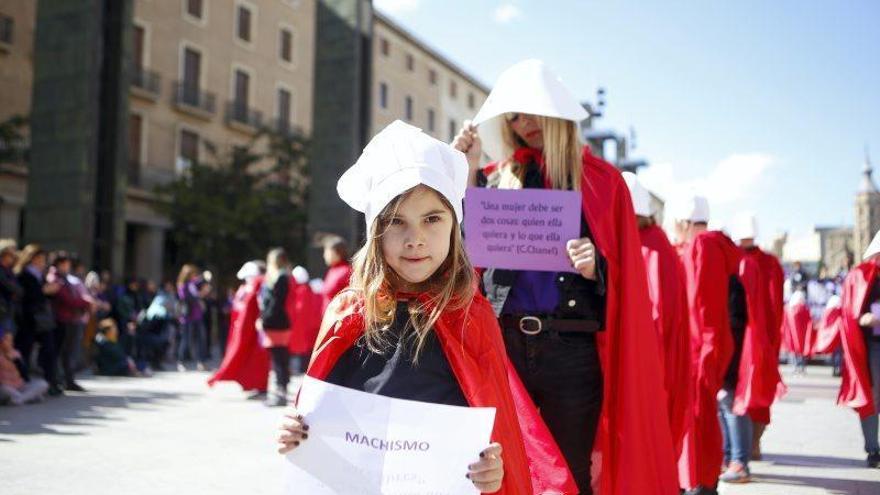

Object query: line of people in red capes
[207,237,353,399]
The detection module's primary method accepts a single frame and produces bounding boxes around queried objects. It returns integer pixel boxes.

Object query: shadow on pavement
[750,473,880,495]
[0,388,195,438]
[762,453,865,468]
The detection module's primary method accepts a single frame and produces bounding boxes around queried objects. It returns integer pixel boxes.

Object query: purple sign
[464,187,582,272]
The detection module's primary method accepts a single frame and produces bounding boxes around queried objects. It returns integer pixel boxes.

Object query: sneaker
[47,384,64,397]
[264,394,287,408]
[196,362,207,372]
[867,451,880,468]
[247,391,268,401]
[719,461,751,483]
[176,362,187,372]
[64,381,87,393]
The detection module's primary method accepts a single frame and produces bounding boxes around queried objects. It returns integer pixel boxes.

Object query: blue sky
[374,0,880,246]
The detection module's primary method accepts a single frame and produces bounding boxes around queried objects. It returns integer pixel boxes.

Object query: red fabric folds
[781,301,814,357]
[305,290,578,495]
[579,148,679,495]
[813,302,843,355]
[837,261,878,419]
[207,277,269,391]
[637,224,692,461]
[287,279,323,355]
[678,231,741,490]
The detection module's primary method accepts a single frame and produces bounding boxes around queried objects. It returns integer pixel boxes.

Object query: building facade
[854,152,880,260]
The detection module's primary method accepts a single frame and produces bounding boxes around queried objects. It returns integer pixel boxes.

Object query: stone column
[133,224,165,284]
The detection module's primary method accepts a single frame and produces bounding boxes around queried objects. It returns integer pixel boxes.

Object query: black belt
[499,315,601,336]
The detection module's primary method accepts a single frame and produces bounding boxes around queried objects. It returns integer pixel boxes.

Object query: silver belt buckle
[519,316,542,335]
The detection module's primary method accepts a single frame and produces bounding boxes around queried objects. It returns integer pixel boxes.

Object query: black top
[724,275,749,390]
[324,301,468,406]
[259,273,290,330]
[861,279,880,342]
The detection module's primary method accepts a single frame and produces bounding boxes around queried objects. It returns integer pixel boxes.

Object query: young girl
[259,248,293,407]
[277,121,575,494]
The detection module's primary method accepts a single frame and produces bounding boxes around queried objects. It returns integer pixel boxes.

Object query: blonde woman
[176,264,208,371]
[258,248,293,407]
[453,60,677,494]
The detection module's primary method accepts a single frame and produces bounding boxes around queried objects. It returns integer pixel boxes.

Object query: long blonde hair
[176,263,198,288]
[349,186,474,361]
[265,247,290,287]
[500,115,582,191]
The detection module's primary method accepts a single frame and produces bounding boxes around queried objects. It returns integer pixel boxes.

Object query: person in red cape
[815,295,843,355]
[278,121,577,494]
[286,266,322,373]
[836,230,880,468]
[622,172,692,480]
[729,214,786,460]
[207,261,270,395]
[319,236,353,313]
[454,59,677,494]
[673,195,741,494]
[781,290,813,375]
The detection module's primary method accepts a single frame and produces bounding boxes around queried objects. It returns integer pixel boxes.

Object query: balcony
[130,67,161,101]
[127,162,177,190]
[173,81,216,120]
[225,101,263,133]
[271,118,304,139]
[0,15,12,53]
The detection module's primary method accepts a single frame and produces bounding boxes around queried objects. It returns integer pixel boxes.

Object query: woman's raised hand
[466,442,504,493]
[277,406,310,454]
[451,120,482,175]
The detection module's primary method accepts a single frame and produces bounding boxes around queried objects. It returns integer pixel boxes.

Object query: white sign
[284,376,497,495]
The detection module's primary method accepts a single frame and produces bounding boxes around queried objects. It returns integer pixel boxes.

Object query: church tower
[855,149,880,259]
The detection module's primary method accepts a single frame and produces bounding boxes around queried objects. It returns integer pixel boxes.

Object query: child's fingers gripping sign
[467,442,504,493]
[277,407,310,454]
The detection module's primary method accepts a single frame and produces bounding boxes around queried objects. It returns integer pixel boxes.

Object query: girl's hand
[567,237,597,280]
[451,121,482,177]
[277,407,309,454]
[467,443,503,493]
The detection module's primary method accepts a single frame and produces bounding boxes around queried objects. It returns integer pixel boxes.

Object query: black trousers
[14,325,59,387]
[269,346,290,395]
[502,328,604,495]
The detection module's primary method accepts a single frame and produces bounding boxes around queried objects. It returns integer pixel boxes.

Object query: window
[236,4,252,43]
[427,108,435,133]
[467,92,475,110]
[279,27,293,63]
[233,69,250,110]
[448,119,457,142]
[181,46,202,104]
[405,53,414,71]
[428,69,437,85]
[179,129,199,170]
[379,82,388,109]
[133,25,145,70]
[405,96,413,121]
[380,38,389,56]
[277,87,292,130]
[186,0,203,19]
[449,81,457,98]
[129,114,144,183]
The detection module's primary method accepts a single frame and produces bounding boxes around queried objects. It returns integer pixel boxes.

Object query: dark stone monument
[25,0,131,275]
[307,0,372,275]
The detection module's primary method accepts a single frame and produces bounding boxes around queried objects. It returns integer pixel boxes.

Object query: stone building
[854,151,880,260]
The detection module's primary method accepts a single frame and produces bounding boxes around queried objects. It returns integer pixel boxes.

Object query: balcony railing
[127,162,177,189]
[271,117,304,139]
[130,66,160,99]
[225,101,263,131]
[173,81,216,118]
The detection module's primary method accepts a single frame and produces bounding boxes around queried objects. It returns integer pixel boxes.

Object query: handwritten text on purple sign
[464,187,582,273]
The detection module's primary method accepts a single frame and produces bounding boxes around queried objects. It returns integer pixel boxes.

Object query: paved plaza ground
[1,364,878,494]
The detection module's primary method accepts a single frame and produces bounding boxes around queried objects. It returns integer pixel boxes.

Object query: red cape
[287,280,323,355]
[742,248,786,424]
[579,149,678,494]
[838,261,878,418]
[813,303,842,355]
[306,290,578,495]
[733,253,778,417]
[781,301,813,356]
[678,230,741,489]
[321,262,352,312]
[207,277,270,391]
[638,224,692,460]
